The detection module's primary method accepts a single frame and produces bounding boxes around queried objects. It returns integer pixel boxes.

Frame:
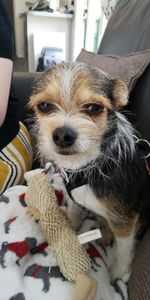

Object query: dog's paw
[110,261,131,282]
[122,272,131,283]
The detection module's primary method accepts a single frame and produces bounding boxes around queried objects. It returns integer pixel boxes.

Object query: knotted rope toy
[25,163,97,300]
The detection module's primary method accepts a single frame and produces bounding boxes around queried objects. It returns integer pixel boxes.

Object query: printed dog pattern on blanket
[9,293,25,300]
[0,186,128,300]
[24,264,65,292]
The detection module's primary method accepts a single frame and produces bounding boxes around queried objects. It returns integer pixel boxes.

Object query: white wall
[27,12,73,72]
[71,0,85,61]
[13,0,35,57]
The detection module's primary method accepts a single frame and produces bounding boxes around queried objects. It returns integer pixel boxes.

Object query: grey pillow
[76,49,150,93]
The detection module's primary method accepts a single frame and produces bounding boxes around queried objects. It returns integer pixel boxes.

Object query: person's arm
[0,0,13,127]
[0,58,13,126]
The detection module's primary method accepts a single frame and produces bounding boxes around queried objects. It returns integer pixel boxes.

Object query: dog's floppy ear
[112,79,128,110]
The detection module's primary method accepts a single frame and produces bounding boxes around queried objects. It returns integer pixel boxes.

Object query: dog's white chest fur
[71,184,107,218]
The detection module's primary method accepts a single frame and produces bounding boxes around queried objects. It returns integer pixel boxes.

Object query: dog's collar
[51,160,92,193]
[134,135,150,175]
[52,159,98,193]
[66,170,88,193]
[133,135,150,159]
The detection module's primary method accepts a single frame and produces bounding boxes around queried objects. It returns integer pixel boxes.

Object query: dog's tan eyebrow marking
[28,92,55,109]
[29,88,65,110]
[72,89,113,110]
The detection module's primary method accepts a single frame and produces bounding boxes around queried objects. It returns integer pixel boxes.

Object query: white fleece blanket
[0,185,128,300]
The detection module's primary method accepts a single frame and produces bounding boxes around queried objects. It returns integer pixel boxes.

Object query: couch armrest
[12,72,38,124]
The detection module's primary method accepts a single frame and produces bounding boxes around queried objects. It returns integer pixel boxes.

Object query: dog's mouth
[57,148,78,156]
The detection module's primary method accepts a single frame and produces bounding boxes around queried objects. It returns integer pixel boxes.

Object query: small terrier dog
[29,62,150,281]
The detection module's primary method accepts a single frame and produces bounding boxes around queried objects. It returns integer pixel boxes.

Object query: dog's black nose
[52,126,77,148]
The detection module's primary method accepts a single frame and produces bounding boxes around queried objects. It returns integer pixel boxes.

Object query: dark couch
[12,72,37,124]
[12,1,150,299]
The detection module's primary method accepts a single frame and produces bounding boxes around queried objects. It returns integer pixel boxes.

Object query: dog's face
[29,63,128,170]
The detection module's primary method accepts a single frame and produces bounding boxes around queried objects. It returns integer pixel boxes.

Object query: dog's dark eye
[37,102,56,113]
[82,103,104,116]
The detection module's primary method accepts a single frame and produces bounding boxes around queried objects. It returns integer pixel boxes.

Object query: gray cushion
[76,48,150,93]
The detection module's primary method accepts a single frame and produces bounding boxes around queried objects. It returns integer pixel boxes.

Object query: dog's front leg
[71,186,138,281]
[107,212,138,282]
[110,229,135,282]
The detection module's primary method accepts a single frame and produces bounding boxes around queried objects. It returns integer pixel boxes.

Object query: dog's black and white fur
[29,62,150,281]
